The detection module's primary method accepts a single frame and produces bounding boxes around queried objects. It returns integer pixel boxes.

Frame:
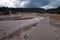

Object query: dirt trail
[30,17,58,40]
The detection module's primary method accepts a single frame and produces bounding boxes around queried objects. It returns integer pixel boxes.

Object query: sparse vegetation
[50,15,60,20]
[49,14,60,28]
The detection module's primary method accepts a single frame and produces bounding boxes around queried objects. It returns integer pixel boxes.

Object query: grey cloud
[40,0,60,9]
[48,0,60,7]
[20,0,51,8]
[0,0,60,9]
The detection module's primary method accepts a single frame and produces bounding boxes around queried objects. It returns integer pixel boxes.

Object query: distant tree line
[0,7,46,15]
[46,7,60,14]
[0,7,60,15]
[57,7,60,14]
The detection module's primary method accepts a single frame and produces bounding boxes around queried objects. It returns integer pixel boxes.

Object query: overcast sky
[0,0,60,9]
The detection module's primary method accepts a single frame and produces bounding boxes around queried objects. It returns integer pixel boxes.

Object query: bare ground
[0,14,60,40]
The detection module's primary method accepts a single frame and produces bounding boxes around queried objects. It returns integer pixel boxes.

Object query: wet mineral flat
[0,17,44,40]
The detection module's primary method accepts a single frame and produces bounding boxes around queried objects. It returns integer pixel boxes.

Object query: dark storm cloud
[42,0,60,9]
[0,0,60,9]
[20,0,51,8]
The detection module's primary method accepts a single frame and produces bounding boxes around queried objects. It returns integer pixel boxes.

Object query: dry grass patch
[49,14,60,28]
[50,15,60,20]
